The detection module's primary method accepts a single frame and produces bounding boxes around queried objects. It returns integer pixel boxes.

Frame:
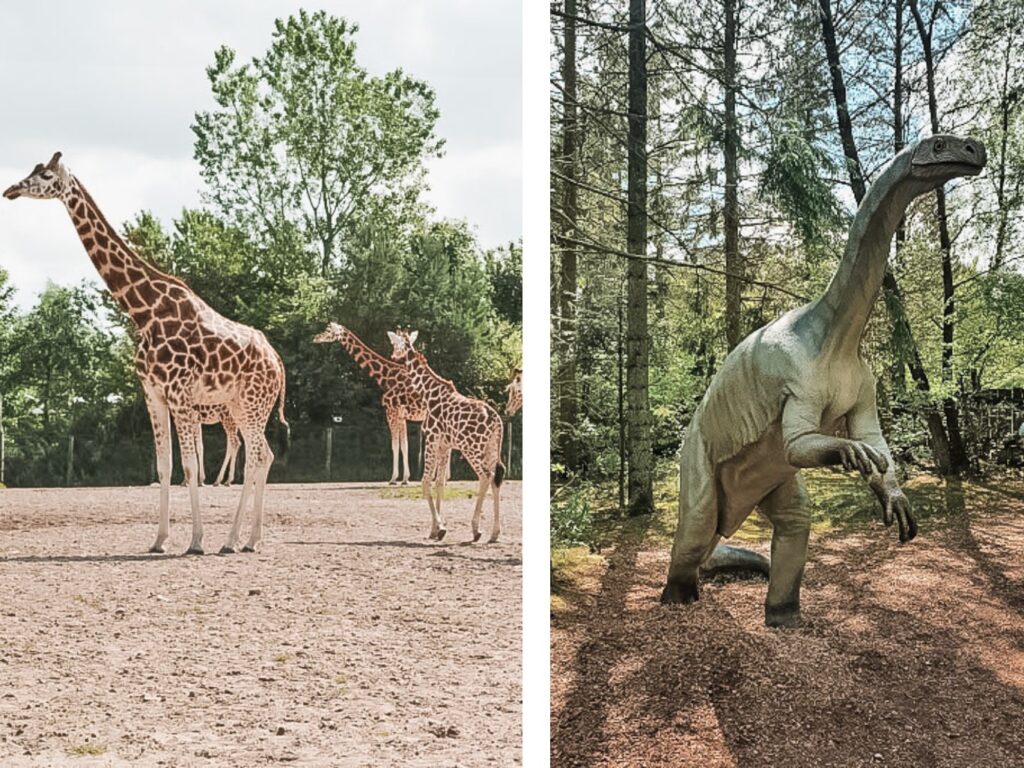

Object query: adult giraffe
[314,322,427,485]
[4,153,287,555]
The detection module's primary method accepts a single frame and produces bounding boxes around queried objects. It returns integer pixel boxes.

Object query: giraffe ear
[46,152,63,169]
[387,331,401,346]
[409,330,419,345]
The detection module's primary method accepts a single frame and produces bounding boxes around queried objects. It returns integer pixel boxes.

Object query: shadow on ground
[552,475,1024,768]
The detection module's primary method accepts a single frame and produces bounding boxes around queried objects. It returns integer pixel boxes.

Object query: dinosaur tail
[701,544,770,578]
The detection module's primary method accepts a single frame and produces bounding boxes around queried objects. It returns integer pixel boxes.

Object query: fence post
[325,427,333,480]
[65,435,75,486]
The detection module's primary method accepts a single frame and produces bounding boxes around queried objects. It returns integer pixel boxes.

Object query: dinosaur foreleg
[760,474,811,628]
[847,373,917,542]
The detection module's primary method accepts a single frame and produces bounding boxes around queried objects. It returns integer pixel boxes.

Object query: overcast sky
[0,1,521,309]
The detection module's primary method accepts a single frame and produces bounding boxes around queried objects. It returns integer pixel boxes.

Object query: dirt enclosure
[552,477,1024,767]
[0,481,522,767]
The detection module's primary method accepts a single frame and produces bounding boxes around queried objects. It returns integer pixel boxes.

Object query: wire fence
[1,415,522,488]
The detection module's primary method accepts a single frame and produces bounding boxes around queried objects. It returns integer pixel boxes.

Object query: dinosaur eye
[934,139,946,152]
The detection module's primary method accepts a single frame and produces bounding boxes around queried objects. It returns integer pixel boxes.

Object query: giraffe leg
[470,475,490,543]
[399,420,411,486]
[214,419,237,486]
[433,461,448,541]
[488,477,502,543]
[242,429,274,552]
[143,386,172,554]
[172,407,205,555]
[226,427,240,486]
[422,442,444,539]
[196,426,206,487]
[221,466,255,554]
[387,412,401,485]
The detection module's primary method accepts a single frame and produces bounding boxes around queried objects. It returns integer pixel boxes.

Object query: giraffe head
[505,368,522,416]
[3,152,71,201]
[387,329,420,363]
[313,322,346,344]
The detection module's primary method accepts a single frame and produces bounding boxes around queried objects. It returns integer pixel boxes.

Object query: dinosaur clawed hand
[838,440,888,477]
[882,490,917,543]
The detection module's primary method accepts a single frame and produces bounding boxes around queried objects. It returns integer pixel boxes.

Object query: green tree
[192,9,444,277]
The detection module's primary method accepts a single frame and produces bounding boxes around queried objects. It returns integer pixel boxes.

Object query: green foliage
[551,486,594,549]
[192,9,443,276]
[0,11,520,488]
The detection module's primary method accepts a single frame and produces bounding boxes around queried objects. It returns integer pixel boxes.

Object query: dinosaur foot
[660,578,699,605]
[765,603,803,629]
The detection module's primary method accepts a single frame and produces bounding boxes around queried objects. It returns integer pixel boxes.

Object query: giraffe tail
[276,382,290,458]
[493,461,506,488]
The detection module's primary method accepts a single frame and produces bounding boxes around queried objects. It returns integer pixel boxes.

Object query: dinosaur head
[908,135,986,186]
[313,322,345,344]
[3,152,71,201]
[387,329,420,363]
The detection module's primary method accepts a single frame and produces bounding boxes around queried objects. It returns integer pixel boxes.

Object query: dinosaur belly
[715,424,796,538]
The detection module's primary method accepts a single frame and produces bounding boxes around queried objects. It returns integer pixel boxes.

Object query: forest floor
[0,481,522,767]
[551,469,1024,767]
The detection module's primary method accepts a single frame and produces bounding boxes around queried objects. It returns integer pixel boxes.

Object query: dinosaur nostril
[966,144,975,154]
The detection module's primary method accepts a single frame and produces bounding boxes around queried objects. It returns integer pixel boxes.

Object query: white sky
[0,0,522,309]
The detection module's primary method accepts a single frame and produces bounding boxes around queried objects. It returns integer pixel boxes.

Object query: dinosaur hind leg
[760,473,811,629]
[662,439,719,604]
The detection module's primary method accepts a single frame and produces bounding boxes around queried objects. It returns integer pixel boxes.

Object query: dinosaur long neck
[336,328,404,387]
[813,152,927,354]
[63,177,180,329]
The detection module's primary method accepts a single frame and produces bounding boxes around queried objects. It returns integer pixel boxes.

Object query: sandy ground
[0,481,522,767]
[552,482,1024,767]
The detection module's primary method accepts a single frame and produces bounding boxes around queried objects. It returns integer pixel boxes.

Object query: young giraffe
[4,153,287,555]
[387,329,505,542]
[313,322,428,484]
[505,368,522,416]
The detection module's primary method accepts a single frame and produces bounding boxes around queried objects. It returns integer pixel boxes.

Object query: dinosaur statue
[660,134,986,628]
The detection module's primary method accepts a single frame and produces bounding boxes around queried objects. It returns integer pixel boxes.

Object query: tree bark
[626,0,654,515]
[557,0,580,469]
[911,0,970,473]
[819,0,955,474]
[723,0,743,350]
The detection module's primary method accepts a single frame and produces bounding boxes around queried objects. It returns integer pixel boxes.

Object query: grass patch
[379,485,475,501]
[67,743,106,756]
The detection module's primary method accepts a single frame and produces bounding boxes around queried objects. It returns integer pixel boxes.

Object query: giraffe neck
[334,328,407,386]
[62,176,185,328]
[407,352,457,402]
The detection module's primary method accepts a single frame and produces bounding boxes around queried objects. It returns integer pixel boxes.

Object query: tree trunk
[911,0,970,473]
[557,0,580,469]
[618,283,626,511]
[819,0,955,474]
[723,0,742,350]
[626,0,654,515]
[891,0,907,396]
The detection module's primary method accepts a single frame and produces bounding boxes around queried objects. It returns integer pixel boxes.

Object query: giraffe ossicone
[4,152,288,555]
[387,328,505,542]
